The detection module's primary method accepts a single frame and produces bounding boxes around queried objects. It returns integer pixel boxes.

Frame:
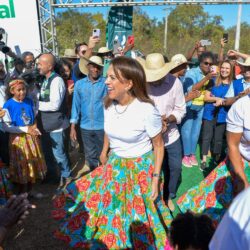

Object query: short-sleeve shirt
[104,98,162,158]
[226,95,250,161]
[203,83,230,123]
[3,97,34,126]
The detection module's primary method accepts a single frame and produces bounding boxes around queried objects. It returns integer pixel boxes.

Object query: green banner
[106,4,133,56]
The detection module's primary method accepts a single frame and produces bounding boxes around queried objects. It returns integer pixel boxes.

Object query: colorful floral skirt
[52,151,172,249]
[177,159,250,225]
[0,163,13,206]
[9,133,47,184]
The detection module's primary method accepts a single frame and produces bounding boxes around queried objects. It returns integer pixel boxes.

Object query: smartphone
[92,29,100,38]
[223,33,228,43]
[200,39,211,46]
[67,79,74,88]
[210,65,218,74]
[127,35,134,45]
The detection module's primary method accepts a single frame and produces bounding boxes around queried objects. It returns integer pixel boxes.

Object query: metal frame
[38,0,250,54]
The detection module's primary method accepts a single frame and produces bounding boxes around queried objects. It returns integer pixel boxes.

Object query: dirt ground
[4,150,88,250]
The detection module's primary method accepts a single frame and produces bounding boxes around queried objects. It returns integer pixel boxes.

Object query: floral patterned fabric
[177,159,250,225]
[0,161,13,206]
[52,151,172,249]
[9,133,47,184]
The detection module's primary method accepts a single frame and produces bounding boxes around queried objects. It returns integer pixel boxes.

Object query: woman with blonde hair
[200,60,234,170]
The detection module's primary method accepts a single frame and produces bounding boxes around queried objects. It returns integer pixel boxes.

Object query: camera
[0,28,11,54]
[19,68,44,86]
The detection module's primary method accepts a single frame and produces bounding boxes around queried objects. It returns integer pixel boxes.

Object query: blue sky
[57,4,250,29]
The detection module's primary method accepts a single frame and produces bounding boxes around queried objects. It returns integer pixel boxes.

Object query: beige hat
[170,54,189,70]
[97,47,113,54]
[79,56,104,75]
[62,49,77,59]
[137,53,174,82]
[237,57,250,67]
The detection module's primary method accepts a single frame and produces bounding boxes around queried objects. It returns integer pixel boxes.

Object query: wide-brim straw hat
[137,53,174,82]
[79,56,104,75]
[170,54,191,70]
[62,49,77,59]
[237,57,250,67]
[97,47,113,54]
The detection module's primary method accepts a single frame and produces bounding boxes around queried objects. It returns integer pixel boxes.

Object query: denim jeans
[181,105,204,156]
[81,129,104,169]
[162,138,182,200]
[41,130,71,179]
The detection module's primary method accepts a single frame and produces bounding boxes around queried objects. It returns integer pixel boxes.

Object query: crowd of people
[0,34,249,249]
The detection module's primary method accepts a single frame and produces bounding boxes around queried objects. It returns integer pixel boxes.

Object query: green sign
[0,0,15,19]
[106,3,133,55]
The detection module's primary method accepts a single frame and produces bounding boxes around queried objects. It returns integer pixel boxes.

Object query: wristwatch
[152,173,161,178]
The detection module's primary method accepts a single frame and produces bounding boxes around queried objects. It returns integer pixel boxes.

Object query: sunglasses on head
[203,61,213,66]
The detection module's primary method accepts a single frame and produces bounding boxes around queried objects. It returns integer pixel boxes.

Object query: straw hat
[137,53,174,82]
[79,56,103,75]
[237,57,250,67]
[97,47,113,54]
[170,54,190,70]
[62,49,77,59]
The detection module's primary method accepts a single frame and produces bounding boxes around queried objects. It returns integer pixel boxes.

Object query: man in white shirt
[209,187,250,250]
[37,53,71,186]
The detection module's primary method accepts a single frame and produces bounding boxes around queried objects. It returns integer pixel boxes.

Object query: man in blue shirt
[70,56,107,169]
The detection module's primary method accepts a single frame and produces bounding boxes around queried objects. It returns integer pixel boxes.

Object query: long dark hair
[104,56,154,109]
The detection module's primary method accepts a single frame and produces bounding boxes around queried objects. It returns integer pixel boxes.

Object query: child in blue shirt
[2,79,47,195]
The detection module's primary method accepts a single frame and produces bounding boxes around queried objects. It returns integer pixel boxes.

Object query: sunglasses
[203,61,213,66]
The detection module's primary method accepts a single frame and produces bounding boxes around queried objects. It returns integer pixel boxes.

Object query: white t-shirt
[104,98,162,158]
[209,187,250,250]
[226,95,250,161]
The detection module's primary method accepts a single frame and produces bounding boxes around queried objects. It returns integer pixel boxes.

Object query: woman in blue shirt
[200,60,234,170]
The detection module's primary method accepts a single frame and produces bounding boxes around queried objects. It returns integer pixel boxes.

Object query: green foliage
[55,6,250,57]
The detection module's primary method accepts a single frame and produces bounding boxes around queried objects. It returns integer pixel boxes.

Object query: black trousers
[201,119,226,156]
[162,138,182,200]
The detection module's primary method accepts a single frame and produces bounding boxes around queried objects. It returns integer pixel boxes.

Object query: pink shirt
[148,74,186,146]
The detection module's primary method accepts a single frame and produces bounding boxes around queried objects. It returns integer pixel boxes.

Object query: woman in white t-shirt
[52,56,172,249]
[176,95,250,225]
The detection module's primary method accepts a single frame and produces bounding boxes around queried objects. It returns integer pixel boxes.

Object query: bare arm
[227,50,250,60]
[204,90,224,103]
[218,38,226,63]
[186,41,200,61]
[150,132,164,201]
[100,132,110,165]
[227,131,249,190]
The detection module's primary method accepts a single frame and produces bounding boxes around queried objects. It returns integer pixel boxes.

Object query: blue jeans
[41,130,71,179]
[162,138,182,199]
[81,129,104,169]
[181,105,204,156]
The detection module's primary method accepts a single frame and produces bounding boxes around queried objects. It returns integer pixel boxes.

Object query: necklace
[114,98,134,115]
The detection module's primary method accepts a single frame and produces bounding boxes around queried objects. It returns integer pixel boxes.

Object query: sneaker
[200,161,208,171]
[182,156,192,168]
[190,154,198,166]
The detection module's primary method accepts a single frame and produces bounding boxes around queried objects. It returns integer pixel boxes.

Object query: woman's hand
[100,151,108,165]
[150,177,159,201]
[27,126,41,136]
[0,108,5,118]
[213,98,225,107]
[67,84,74,96]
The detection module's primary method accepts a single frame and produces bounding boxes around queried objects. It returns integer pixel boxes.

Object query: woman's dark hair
[198,51,215,64]
[104,56,154,109]
[169,211,215,250]
[55,58,72,80]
